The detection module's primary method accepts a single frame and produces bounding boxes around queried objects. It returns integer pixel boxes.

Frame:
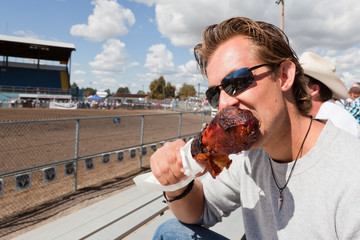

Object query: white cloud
[90,39,130,71]
[171,60,205,86]
[144,44,176,74]
[138,57,205,94]
[133,0,360,92]
[126,62,141,68]
[89,39,139,90]
[73,70,86,75]
[138,0,278,48]
[72,62,82,67]
[133,0,360,53]
[130,0,155,7]
[322,48,360,88]
[70,0,135,42]
[287,0,360,52]
[97,78,119,87]
[13,30,39,39]
[72,79,86,87]
[177,60,200,77]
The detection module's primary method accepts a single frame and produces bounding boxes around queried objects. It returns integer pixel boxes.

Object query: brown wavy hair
[194,17,312,115]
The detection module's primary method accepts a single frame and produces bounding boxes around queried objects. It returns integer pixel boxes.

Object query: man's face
[206,35,288,149]
[350,93,359,101]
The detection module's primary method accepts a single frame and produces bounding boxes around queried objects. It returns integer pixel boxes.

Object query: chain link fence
[0,111,211,235]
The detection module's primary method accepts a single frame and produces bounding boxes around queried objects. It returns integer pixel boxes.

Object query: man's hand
[150,139,186,186]
[151,139,205,224]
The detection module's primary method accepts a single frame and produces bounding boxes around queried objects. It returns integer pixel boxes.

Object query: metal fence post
[73,119,80,191]
[139,115,144,169]
[178,112,182,138]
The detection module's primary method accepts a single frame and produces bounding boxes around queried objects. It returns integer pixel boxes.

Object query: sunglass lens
[222,73,253,96]
[206,87,220,108]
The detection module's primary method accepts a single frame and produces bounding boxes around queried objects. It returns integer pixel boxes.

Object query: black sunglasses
[206,63,271,108]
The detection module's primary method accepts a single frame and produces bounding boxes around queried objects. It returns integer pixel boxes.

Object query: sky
[1,0,360,95]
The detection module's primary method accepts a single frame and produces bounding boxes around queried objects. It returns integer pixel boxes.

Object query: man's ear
[307,83,320,97]
[278,60,296,92]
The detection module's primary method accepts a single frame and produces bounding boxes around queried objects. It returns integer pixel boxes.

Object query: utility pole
[198,83,200,98]
[276,0,284,32]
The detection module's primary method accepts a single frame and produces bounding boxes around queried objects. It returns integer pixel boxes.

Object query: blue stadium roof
[0,34,75,63]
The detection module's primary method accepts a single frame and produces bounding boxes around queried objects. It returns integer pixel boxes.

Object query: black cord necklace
[268,116,313,211]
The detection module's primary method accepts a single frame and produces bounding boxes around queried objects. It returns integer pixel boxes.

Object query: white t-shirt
[199,121,360,239]
[316,100,360,139]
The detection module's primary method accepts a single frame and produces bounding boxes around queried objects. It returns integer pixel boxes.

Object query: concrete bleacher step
[13,187,167,240]
[84,196,167,240]
[124,209,175,240]
[125,206,245,240]
[13,185,245,240]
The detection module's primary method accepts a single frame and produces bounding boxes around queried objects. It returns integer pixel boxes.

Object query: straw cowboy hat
[299,52,349,99]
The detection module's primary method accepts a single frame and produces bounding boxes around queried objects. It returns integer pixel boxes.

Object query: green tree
[149,76,176,99]
[71,82,78,89]
[137,90,146,95]
[83,87,97,96]
[116,87,130,94]
[179,83,196,99]
[105,89,111,96]
[164,82,176,98]
[149,76,166,99]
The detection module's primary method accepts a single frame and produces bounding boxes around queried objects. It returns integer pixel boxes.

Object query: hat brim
[303,64,349,99]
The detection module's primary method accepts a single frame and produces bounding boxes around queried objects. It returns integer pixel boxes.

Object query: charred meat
[191,106,259,178]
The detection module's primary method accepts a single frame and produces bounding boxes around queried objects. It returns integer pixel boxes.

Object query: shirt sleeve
[195,153,244,227]
[335,180,360,239]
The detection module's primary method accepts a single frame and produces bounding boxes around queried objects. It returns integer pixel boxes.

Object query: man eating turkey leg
[150,17,360,239]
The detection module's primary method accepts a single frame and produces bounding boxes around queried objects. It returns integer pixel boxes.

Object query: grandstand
[0,34,75,107]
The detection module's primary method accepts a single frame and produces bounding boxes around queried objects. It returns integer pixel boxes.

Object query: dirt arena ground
[0,108,212,239]
[0,108,171,121]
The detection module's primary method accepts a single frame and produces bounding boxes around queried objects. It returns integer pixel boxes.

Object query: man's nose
[218,90,239,110]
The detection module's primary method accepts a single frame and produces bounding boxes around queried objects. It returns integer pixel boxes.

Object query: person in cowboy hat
[300,52,360,139]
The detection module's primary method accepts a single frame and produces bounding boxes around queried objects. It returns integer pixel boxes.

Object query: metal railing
[0,85,71,95]
[0,111,209,226]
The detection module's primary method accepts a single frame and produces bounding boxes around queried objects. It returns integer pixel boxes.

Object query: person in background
[299,52,360,139]
[151,17,360,239]
[345,82,360,124]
